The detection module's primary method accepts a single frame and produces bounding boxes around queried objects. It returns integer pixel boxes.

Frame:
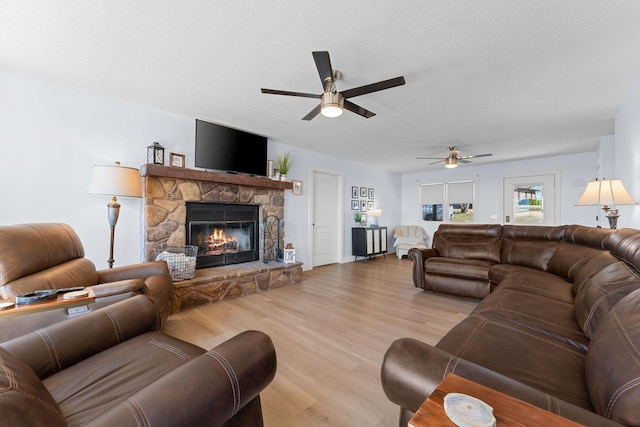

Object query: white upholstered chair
[392,225,427,259]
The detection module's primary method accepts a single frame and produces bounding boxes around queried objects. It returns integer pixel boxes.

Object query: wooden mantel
[140,164,293,190]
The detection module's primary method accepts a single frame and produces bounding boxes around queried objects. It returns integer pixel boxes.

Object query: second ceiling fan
[261,51,405,120]
[418,146,493,168]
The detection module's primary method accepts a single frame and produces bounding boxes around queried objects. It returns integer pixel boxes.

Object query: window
[420,181,475,223]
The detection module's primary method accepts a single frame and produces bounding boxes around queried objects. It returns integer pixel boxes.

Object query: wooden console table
[409,373,584,427]
[0,289,95,319]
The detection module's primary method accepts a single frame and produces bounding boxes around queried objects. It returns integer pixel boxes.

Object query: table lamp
[575,178,637,229]
[88,162,142,267]
[367,209,383,227]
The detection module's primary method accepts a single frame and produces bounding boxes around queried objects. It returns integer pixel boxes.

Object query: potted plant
[353,211,362,226]
[276,152,293,181]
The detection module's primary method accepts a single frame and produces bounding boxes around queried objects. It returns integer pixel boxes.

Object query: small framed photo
[292,179,303,195]
[368,188,374,199]
[367,201,374,210]
[360,187,367,197]
[351,200,359,210]
[360,200,367,212]
[352,186,359,198]
[360,214,367,223]
[169,152,185,168]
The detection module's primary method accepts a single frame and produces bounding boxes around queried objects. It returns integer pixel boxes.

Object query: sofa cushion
[473,287,587,351]
[574,259,640,338]
[436,312,592,410]
[434,235,501,263]
[0,348,66,426]
[490,268,574,303]
[425,257,494,280]
[501,239,559,271]
[43,331,205,426]
[0,223,85,286]
[586,288,640,426]
[0,258,99,299]
[546,241,606,282]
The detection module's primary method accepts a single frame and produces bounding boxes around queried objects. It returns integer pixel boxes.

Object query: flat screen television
[195,119,268,176]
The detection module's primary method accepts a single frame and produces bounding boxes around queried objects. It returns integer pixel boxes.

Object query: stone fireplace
[186,202,259,268]
[140,164,302,311]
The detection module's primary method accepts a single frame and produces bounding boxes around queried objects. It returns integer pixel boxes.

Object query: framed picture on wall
[367,201,374,210]
[352,186,359,198]
[360,200,367,212]
[360,187,367,197]
[368,188,374,199]
[351,200,359,210]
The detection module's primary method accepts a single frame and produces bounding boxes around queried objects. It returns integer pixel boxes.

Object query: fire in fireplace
[186,203,259,268]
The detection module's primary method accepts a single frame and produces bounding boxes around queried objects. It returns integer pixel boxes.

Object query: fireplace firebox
[186,203,259,268]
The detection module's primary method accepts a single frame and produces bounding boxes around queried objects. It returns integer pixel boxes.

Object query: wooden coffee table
[409,373,584,427]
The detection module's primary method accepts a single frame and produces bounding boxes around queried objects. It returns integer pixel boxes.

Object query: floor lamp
[575,178,637,229]
[88,162,142,268]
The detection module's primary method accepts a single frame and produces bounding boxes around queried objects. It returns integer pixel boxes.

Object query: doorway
[311,169,343,267]
[503,174,557,226]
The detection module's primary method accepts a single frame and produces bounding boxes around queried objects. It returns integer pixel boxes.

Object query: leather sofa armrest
[381,338,624,427]
[97,261,174,325]
[96,261,170,284]
[89,279,145,297]
[0,295,160,379]
[88,330,277,427]
[408,248,437,290]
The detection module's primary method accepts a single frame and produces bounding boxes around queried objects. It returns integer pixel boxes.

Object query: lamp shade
[367,209,383,218]
[88,163,142,198]
[575,179,636,207]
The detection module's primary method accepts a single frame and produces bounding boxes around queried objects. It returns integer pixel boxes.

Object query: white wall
[614,76,640,229]
[400,152,599,244]
[270,141,401,269]
[0,70,194,268]
[0,70,401,270]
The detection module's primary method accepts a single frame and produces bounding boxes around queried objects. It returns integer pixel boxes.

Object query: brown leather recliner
[0,294,277,426]
[0,223,174,342]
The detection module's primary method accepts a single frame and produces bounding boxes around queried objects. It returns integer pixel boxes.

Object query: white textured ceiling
[2,1,640,173]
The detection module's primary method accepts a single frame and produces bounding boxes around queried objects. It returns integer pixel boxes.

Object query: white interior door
[313,171,339,266]
[503,174,557,226]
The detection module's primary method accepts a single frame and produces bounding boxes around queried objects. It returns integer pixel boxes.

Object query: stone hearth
[140,164,303,311]
[172,261,302,312]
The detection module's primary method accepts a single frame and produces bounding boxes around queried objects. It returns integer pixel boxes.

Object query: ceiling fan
[261,51,405,120]
[417,146,493,168]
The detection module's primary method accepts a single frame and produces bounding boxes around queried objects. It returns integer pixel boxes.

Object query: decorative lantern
[283,243,296,264]
[147,142,165,165]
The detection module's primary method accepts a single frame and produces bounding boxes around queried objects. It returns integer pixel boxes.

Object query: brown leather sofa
[0,223,174,342]
[382,224,640,426]
[0,294,276,426]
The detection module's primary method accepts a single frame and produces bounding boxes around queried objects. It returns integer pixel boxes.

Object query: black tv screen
[195,119,267,176]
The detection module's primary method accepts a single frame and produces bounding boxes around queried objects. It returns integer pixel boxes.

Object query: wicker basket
[155,245,198,282]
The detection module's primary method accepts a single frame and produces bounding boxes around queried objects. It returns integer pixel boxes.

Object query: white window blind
[447,181,474,203]
[420,183,445,205]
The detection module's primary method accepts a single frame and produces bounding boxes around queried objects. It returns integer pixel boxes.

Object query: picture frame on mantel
[169,152,185,168]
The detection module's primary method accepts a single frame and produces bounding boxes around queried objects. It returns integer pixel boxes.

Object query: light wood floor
[164,256,477,427]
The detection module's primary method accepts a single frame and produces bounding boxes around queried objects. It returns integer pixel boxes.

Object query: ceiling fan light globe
[445,158,458,168]
[321,105,343,118]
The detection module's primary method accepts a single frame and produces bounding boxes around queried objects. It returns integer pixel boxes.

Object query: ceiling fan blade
[416,157,446,160]
[261,88,321,99]
[301,104,322,121]
[312,51,334,88]
[459,153,492,159]
[428,159,444,165]
[341,76,406,99]
[458,159,472,164]
[343,100,375,118]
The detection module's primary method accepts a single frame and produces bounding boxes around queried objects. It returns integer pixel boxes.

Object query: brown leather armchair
[0,294,277,426]
[0,223,173,342]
